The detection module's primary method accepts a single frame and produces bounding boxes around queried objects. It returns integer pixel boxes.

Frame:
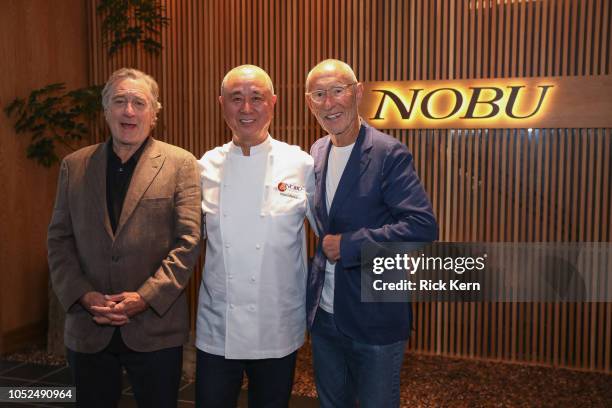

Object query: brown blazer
[48,138,201,353]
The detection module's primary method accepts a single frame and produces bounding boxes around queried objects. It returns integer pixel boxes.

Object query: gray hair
[101,68,162,114]
[220,65,275,95]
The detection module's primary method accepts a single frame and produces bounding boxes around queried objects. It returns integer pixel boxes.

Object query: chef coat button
[229,304,235,309]
[250,276,256,283]
[255,244,261,250]
[228,275,233,280]
[249,305,255,311]
[225,243,231,248]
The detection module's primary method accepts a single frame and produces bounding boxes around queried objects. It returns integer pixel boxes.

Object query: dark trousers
[66,329,183,408]
[195,348,297,408]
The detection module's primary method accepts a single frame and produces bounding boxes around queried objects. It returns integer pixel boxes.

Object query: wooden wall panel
[0,0,89,353]
[85,0,611,372]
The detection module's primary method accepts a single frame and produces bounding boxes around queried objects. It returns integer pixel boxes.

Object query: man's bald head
[305,59,358,91]
[218,65,277,153]
[221,65,275,95]
[305,59,363,144]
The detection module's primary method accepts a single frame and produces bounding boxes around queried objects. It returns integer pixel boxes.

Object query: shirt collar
[229,134,271,156]
[107,136,151,166]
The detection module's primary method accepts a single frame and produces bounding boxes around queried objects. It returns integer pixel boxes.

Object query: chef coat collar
[229,134,272,156]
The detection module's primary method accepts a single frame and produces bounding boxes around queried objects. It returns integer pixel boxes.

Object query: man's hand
[80,291,129,326]
[89,292,148,325]
[104,292,149,318]
[322,234,341,262]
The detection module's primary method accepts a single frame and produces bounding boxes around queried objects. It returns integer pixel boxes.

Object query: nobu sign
[359,76,612,129]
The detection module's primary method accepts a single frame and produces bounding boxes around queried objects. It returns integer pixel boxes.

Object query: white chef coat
[197,135,316,359]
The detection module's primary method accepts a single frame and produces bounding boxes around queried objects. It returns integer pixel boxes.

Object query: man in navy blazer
[305,59,438,407]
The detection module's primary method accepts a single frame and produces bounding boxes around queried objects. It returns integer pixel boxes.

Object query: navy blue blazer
[307,123,438,345]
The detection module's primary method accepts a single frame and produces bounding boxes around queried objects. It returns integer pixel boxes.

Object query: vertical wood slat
[85,0,612,373]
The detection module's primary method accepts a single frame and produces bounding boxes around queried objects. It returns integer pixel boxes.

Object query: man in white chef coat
[195,65,315,408]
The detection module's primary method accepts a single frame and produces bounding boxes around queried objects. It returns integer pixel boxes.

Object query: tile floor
[0,360,317,407]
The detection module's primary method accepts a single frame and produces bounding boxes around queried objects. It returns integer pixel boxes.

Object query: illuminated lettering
[371,89,422,120]
[505,85,553,119]
[461,87,504,119]
[421,88,464,120]
[367,83,554,124]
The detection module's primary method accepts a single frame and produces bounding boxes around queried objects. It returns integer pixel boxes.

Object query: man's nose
[322,92,334,109]
[241,100,253,113]
[123,102,136,116]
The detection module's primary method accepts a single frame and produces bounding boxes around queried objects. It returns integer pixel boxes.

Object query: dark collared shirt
[106,138,150,233]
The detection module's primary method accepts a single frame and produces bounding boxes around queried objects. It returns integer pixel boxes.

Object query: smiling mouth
[121,123,137,129]
[325,113,342,120]
[239,119,256,124]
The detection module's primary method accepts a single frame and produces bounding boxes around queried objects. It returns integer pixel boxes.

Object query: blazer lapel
[314,137,332,233]
[86,143,114,239]
[328,126,372,222]
[115,139,165,237]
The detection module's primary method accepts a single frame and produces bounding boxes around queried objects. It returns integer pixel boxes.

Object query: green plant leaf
[97,0,168,56]
[3,83,104,166]
[3,98,25,117]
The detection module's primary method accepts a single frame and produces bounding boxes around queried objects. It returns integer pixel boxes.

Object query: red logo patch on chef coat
[277,181,304,199]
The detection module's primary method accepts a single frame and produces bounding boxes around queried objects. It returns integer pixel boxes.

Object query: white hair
[101,68,162,115]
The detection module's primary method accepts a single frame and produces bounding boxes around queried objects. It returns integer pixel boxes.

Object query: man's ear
[355,82,364,103]
[150,111,157,129]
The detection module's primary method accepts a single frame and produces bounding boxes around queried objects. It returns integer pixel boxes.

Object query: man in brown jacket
[48,68,201,408]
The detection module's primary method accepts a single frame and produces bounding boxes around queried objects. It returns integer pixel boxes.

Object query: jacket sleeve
[47,159,96,311]
[137,155,202,316]
[339,143,438,269]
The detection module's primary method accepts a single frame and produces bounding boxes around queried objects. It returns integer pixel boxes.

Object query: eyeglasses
[306,83,357,104]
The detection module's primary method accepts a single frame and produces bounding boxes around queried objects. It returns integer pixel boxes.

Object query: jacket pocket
[140,196,173,207]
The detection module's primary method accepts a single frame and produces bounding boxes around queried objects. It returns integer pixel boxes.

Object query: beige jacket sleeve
[47,159,96,311]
